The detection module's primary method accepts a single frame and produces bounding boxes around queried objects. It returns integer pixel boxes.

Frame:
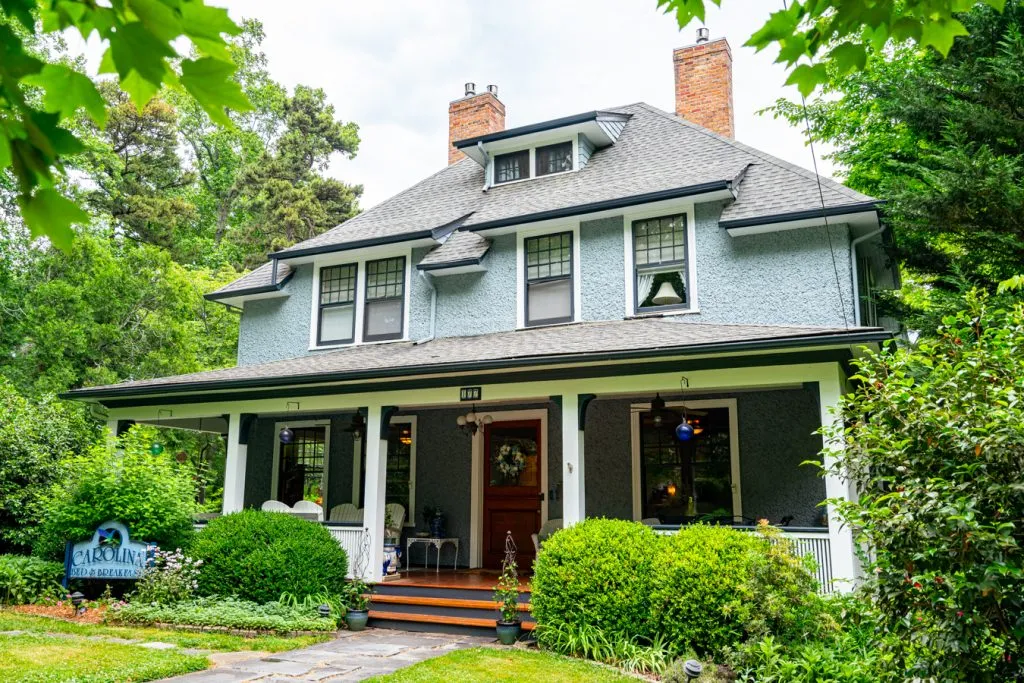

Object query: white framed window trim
[515,221,582,329]
[629,399,741,521]
[487,136,579,188]
[349,415,417,527]
[270,419,332,505]
[308,245,413,350]
[622,200,700,317]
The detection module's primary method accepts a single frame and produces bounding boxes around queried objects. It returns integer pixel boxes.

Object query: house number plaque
[460,387,482,401]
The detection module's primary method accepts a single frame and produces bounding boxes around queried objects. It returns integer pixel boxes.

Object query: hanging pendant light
[651,280,683,306]
[651,393,666,426]
[279,401,300,444]
[675,377,696,441]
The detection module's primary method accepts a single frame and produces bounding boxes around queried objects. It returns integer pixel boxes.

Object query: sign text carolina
[66,521,151,580]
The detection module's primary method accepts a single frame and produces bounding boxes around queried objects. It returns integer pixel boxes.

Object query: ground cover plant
[0,555,64,605]
[190,509,348,603]
[108,595,337,633]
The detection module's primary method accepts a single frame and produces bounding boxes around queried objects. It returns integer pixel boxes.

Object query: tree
[0,0,250,248]
[656,0,1008,95]
[820,291,1024,681]
[770,1,1024,327]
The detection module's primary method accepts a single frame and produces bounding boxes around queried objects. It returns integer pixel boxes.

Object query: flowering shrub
[132,548,201,605]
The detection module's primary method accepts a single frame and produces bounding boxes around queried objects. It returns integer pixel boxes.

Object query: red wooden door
[483,420,543,570]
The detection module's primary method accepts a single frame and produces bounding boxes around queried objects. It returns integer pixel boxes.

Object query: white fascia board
[418,263,487,276]
[275,236,439,266]
[724,210,878,237]
[214,289,290,309]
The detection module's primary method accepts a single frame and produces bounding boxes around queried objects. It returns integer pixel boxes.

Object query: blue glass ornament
[675,421,695,441]
[279,427,294,444]
[149,442,164,455]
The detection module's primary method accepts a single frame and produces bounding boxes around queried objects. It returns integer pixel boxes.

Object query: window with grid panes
[277,426,326,507]
[363,256,406,341]
[494,149,530,184]
[535,141,573,176]
[386,423,413,517]
[525,232,573,326]
[317,264,357,344]
[632,213,689,311]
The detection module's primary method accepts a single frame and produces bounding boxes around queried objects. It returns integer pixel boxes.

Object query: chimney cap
[464,82,476,97]
[696,27,710,43]
[486,84,498,97]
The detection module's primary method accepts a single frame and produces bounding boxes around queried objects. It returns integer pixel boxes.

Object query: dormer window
[535,141,573,176]
[494,150,530,184]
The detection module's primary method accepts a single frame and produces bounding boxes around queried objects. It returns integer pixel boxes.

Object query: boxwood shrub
[650,524,821,655]
[531,518,658,642]
[0,554,64,604]
[190,510,348,603]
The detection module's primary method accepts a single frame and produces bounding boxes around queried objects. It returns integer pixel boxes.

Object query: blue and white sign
[65,521,152,581]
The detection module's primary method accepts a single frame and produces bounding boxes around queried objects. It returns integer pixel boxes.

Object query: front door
[483,420,542,570]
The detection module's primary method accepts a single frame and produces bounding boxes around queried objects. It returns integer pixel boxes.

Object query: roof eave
[453,110,630,148]
[269,229,438,261]
[720,201,882,236]
[203,268,296,305]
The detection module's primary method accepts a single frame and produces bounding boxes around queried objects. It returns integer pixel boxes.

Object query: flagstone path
[160,628,495,682]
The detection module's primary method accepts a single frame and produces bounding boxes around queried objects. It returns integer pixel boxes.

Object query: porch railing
[652,525,834,594]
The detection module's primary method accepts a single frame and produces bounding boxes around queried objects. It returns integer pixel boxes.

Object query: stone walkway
[161,628,495,682]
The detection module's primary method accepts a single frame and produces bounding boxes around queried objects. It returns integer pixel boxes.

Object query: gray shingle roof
[417,231,491,269]
[208,262,293,298]
[65,319,886,398]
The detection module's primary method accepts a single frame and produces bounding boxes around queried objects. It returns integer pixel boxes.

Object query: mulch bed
[10,603,109,624]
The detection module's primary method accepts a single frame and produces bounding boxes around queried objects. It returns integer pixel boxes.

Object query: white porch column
[222,412,248,514]
[105,419,119,447]
[819,370,859,590]
[361,405,389,582]
[561,393,586,526]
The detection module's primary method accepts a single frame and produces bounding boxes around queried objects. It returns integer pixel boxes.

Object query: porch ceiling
[63,319,889,405]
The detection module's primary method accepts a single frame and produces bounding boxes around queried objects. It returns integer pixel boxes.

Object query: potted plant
[383,508,401,576]
[423,505,445,538]
[342,578,372,631]
[493,555,521,644]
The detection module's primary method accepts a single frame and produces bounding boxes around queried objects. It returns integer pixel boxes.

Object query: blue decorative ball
[675,422,695,441]
[279,427,294,444]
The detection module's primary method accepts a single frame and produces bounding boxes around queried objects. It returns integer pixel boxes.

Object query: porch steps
[368,579,535,638]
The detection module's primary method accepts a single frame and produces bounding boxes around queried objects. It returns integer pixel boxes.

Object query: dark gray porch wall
[583,387,827,526]
[242,413,356,513]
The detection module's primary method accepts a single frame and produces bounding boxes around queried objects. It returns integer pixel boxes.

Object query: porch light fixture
[344,412,367,440]
[279,401,300,444]
[456,404,492,436]
[651,393,667,426]
[150,409,172,455]
[399,426,413,446]
[675,377,695,442]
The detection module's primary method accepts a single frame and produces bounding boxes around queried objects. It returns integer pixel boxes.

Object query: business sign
[65,521,152,583]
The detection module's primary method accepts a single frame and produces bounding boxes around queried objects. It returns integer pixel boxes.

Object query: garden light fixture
[70,591,86,616]
[684,659,703,681]
[317,603,331,618]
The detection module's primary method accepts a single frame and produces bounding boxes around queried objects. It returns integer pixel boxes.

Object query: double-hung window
[633,213,689,312]
[318,264,357,345]
[363,256,406,342]
[535,141,573,176]
[525,232,573,326]
[494,150,530,184]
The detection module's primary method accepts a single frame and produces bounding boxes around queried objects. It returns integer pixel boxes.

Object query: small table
[406,537,459,572]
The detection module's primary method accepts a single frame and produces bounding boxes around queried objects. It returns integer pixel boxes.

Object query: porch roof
[63,319,889,402]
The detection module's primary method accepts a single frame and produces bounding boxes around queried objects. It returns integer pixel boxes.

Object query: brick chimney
[448,83,505,165]
[673,32,734,138]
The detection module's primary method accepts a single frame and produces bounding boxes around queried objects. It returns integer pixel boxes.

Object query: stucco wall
[584,387,827,527]
[432,233,518,338]
[580,216,626,322]
[237,265,314,366]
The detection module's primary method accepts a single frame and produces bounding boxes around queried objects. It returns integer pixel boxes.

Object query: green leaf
[127,0,183,42]
[180,2,241,42]
[120,68,163,109]
[828,42,867,75]
[785,63,828,97]
[0,0,36,29]
[23,65,108,126]
[180,57,252,125]
[921,18,969,56]
[108,21,176,84]
[747,7,800,51]
[19,189,90,250]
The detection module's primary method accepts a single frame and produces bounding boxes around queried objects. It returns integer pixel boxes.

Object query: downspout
[414,270,436,345]
[850,225,885,327]
[479,141,491,192]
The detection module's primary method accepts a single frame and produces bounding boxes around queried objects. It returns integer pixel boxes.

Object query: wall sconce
[345,412,366,439]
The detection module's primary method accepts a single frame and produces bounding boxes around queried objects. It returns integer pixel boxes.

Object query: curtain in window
[637,272,656,305]
[677,268,688,298]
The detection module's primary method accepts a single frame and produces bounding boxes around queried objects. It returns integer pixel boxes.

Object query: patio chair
[329,503,363,523]
[533,518,564,552]
[292,500,324,521]
[261,500,291,512]
[385,503,406,534]
[640,517,661,526]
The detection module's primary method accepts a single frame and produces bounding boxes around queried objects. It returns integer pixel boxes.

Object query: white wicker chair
[292,500,324,521]
[385,503,406,536]
[261,500,291,512]
[329,503,363,523]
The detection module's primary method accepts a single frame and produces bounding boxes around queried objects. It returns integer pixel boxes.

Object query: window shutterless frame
[535,141,573,176]
[524,231,574,327]
[317,263,357,345]
[632,213,690,314]
[493,149,530,184]
[362,256,407,342]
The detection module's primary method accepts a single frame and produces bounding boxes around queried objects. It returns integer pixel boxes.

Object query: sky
[76,0,835,210]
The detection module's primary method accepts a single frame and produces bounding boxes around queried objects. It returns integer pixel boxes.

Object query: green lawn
[366,647,638,682]
[0,610,331,683]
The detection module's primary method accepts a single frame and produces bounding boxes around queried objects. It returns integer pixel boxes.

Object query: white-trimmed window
[632,213,690,313]
[494,150,530,184]
[271,421,331,507]
[490,138,576,186]
[317,264,357,345]
[524,231,574,326]
[353,416,416,523]
[535,141,573,176]
[363,256,406,342]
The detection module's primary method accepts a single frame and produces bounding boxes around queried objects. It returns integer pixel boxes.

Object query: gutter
[203,268,296,302]
[61,328,891,401]
[417,256,486,272]
[719,201,882,230]
[478,141,491,192]
[267,229,436,261]
[850,225,886,326]
[413,271,437,345]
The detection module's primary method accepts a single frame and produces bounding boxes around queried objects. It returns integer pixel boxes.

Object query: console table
[406,537,459,572]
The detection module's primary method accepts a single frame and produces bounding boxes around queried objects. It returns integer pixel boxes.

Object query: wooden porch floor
[383,568,531,592]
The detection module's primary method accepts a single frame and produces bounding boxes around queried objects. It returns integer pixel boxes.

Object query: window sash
[535,141,573,176]
[525,231,573,326]
[494,149,530,184]
[632,214,689,311]
[277,426,326,507]
[318,264,357,344]
[361,257,406,342]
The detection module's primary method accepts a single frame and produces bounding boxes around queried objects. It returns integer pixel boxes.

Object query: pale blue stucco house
[66,36,897,604]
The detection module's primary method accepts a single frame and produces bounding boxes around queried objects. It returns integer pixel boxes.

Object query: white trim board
[629,398,740,521]
[349,415,417,527]
[269,419,332,506]
[622,199,699,317]
[469,408,549,568]
[515,222,582,329]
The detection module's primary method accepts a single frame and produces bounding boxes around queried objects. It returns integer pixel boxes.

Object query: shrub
[0,554,64,605]
[536,621,673,676]
[132,548,202,605]
[531,518,658,642]
[821,292,1024,681]
[34,427,196,559]
[108,596,336,633]
[190,510,348,603]
[650,523,822,655]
